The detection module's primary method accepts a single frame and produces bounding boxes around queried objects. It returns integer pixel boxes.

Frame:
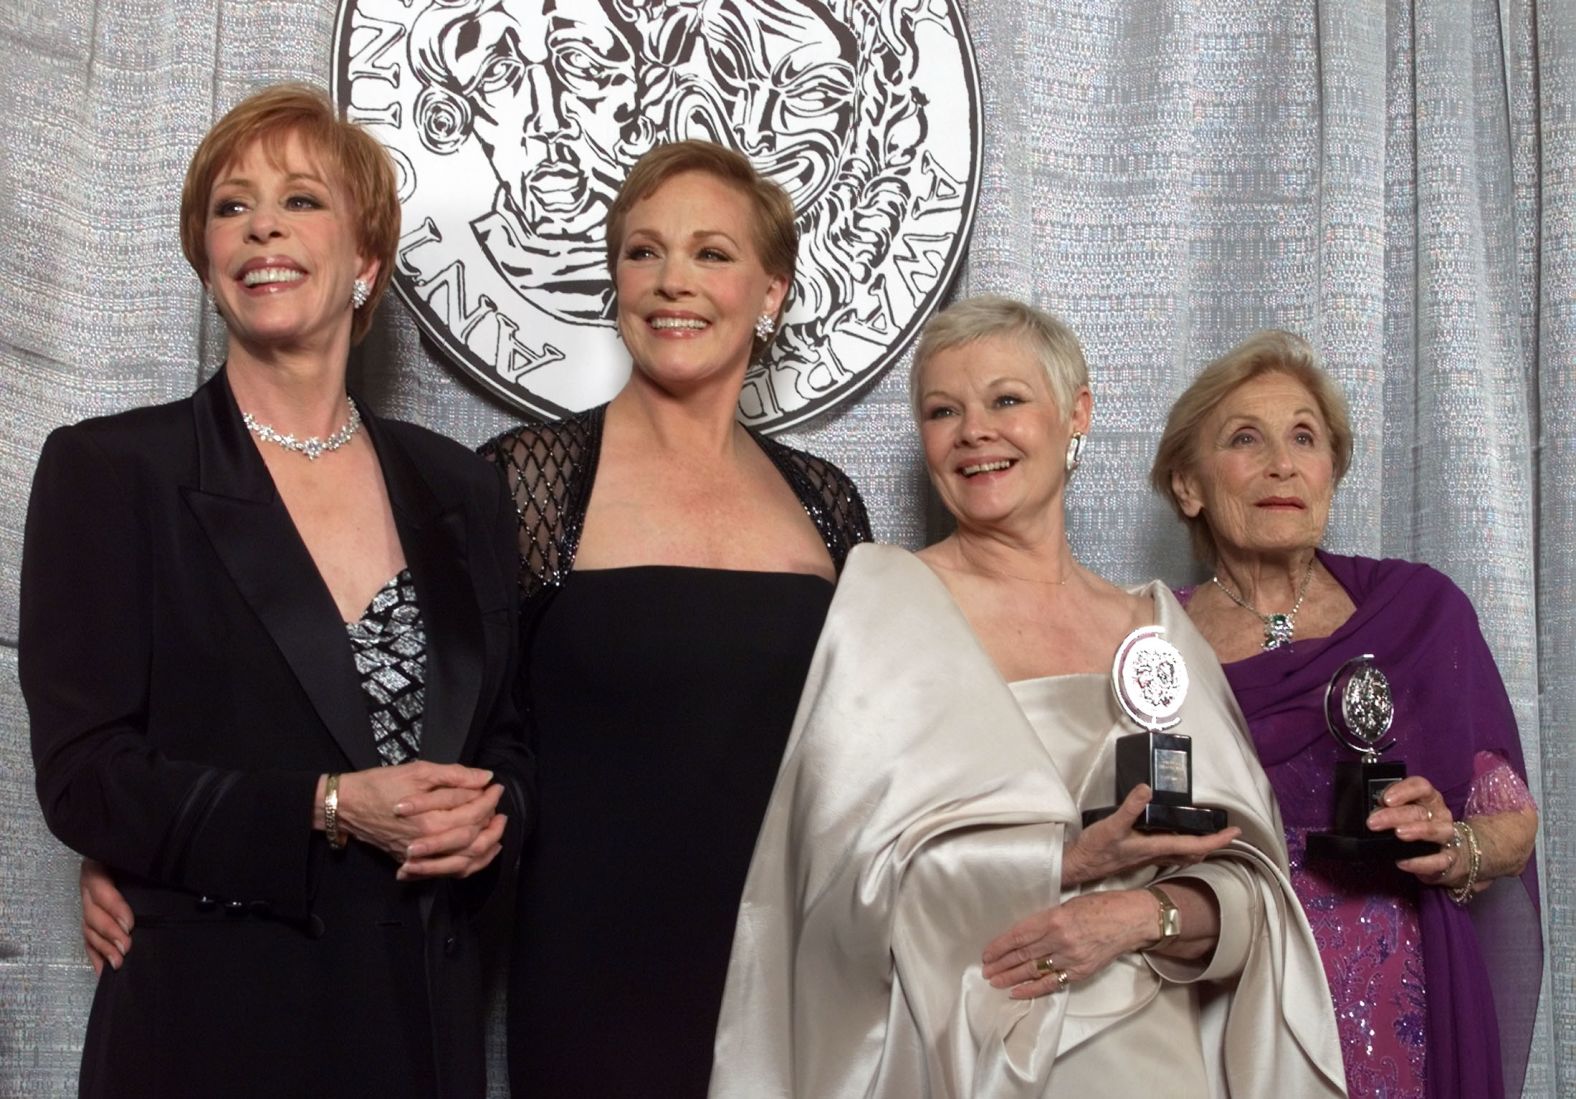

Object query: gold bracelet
[1448,820,1480,905]
[324,773,348,850]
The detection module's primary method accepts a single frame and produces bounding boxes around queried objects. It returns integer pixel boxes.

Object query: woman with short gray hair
[711,296,1344,1098]
[909,293,1092,417]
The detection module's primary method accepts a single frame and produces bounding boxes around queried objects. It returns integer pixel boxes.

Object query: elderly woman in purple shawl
[1151,330,1541,1099]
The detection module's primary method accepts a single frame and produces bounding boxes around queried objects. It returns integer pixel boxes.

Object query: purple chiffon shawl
[1221,552,1541,1099]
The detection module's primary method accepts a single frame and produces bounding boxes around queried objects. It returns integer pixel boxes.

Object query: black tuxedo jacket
[20,370,532,1098]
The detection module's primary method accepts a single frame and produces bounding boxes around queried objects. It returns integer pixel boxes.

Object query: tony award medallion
[1082,626,1229,835]
[1306,654,1438,861]
[331,0,983,431]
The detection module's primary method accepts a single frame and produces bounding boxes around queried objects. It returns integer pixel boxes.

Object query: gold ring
[1055,969,1071,989]
[1033,956,1055,975]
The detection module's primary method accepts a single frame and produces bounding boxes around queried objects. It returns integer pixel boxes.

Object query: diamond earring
[754,312,775,341]
[351,279,371,310]
[1065,433,1086,474]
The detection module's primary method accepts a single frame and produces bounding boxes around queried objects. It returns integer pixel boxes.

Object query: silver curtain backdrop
[0,0,1569,1094]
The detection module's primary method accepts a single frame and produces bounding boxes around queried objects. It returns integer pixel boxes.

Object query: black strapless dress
[508,566,834,1097]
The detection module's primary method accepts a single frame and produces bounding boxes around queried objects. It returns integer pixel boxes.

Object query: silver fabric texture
[345,568,426,767]
[0,0,1569,1094]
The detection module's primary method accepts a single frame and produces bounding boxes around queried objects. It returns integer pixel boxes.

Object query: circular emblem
[1111,626,1189,732]
[1324,654,1396,759]
[332,0,982,431]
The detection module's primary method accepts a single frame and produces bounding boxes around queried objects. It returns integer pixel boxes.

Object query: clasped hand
[1363,775,1464,887]
[333,761,508,882]
[1060,784,1238,888]
[77,762,508,973]
[981,784,1237,999]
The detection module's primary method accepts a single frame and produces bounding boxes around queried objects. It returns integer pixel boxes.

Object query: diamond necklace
[243,398,361,461]
[1212,555,1316,650]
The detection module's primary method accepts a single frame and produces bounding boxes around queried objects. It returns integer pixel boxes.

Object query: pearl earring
[1065,433,1086,474]
[351,279,371,310]
[754,313,775,341]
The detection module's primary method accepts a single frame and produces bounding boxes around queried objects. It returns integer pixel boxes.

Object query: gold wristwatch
[1146,885,1180,951]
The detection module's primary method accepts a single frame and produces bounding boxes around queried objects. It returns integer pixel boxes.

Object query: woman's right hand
[1062,784,1239,887]
[330,761,503,870]
[80,858,133,976]
[983,887,1161,996]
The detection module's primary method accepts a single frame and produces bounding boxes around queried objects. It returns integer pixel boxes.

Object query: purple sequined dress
[1184,552,1540,1099]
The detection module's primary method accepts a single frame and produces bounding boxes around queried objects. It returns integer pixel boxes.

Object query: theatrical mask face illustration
[671,0,857,212]
[410,0,678,320]
[344,0,979,428]
[409,0,858,324]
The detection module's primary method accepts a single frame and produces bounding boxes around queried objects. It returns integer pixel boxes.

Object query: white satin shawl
[709,544,1345,1098]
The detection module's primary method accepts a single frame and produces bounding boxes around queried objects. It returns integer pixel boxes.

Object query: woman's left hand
[981,890,1156,999]
[1061,784,1239,887]
[80,859,133,975]
[1366,776,1460,885]
[395,808,508,882]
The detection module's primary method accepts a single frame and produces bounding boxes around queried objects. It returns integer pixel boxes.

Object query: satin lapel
[180,372,381,771]
[365,415,483,766]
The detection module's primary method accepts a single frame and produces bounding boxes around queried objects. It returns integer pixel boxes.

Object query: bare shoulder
[1084,570,1155,633]
[477,411,597,479]
[913,540,971,596]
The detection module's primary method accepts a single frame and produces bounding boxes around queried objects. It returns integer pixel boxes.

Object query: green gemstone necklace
[1212,556,1316,651]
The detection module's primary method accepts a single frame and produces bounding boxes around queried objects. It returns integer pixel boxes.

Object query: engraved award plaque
[1306,654,1438,861]
[1082,626,1229,835]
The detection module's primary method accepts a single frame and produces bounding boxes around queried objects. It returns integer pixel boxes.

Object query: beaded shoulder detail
[477,406,602,602]
[478,405,872,602]
[751,430,873,572]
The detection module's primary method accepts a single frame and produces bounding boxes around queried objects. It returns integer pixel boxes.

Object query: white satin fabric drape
[710,544,1345,1098]
[5,4,1570,1091]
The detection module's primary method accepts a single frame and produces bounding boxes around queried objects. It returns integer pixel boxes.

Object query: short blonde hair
[1150,329,1354,564]
[605,140,798,338]
[605,139,800,299]
[179,84,400,344]
[909,295,1090,418]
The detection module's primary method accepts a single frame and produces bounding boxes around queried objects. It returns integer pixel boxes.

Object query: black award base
[1306,831,1438,861]
[1306,758,1441,862]
[1081,802,1229,835]
[1080,731,1229,835]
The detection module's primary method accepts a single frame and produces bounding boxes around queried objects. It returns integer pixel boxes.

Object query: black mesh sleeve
[757,436,874,572]
[476,407,603,602]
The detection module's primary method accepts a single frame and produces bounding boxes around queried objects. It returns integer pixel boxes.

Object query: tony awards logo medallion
[1084,627,1228,835]
[332,0,983,431]
[1307,654,1438,860]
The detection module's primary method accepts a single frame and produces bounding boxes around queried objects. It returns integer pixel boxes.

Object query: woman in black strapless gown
[482,141,870,1096]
